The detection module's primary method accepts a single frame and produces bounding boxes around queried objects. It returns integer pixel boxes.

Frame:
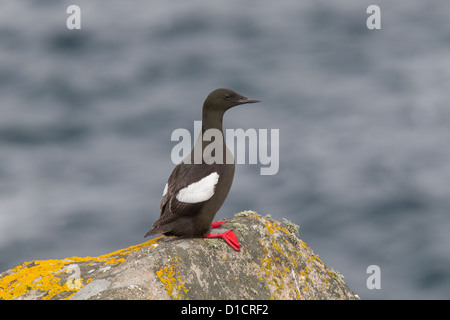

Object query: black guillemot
[145,88,260,251]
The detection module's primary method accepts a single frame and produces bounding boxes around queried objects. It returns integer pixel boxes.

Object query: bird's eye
[224,94,230,100]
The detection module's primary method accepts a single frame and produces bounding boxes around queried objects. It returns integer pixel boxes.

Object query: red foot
[211,221,225,228]
[207,221,240,251]
[205,230,240,251]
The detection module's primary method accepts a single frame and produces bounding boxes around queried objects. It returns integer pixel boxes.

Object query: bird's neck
[201,108,225,133]
[189,108,233,165]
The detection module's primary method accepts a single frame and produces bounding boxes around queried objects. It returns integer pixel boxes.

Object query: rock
[0,211,359,300]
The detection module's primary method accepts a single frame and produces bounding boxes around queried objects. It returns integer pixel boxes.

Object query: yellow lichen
[265,220,278,234]
[264,219,292,237]
[0,259,85,300]
[104,257,126,265]
[155,257,189,300]
[271,240,287,258]
[0,237,163,300]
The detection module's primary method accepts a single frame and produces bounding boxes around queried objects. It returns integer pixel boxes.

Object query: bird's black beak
[236,96,260,105]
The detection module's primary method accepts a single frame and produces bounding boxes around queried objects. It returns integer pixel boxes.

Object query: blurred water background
[1,0,450,299]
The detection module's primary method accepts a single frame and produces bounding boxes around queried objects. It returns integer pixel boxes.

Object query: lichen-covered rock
[0,211,359,300]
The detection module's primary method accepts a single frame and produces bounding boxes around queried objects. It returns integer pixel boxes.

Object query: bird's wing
[156,162,219,225]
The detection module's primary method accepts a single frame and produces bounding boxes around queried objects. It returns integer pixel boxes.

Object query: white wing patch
[162,183,168,196]
[176,172,219,203]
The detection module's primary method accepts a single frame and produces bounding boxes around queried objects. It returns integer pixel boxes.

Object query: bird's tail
[144,227,163,238]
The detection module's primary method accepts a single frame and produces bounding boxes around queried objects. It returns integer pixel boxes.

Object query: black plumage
[145,88,259,238]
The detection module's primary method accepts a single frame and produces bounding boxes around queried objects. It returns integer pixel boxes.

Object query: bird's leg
[204,221,240,251]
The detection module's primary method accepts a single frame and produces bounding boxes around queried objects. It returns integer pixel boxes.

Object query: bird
[145,88,260,251]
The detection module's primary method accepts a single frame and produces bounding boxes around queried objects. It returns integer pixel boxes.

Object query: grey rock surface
[0,211,359,300]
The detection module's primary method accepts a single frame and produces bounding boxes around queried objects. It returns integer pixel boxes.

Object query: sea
[1,0,450,299]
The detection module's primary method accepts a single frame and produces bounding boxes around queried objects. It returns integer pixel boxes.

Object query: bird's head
[203,88,260,113]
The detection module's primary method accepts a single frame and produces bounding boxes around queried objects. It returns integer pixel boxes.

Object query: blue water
[1,0,450,299]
